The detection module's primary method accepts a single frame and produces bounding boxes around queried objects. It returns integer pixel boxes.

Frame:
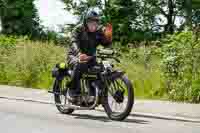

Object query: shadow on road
[71,113,149,124]
[130,113,200,123]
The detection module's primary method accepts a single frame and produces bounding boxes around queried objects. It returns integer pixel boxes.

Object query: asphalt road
[0,98,199,133]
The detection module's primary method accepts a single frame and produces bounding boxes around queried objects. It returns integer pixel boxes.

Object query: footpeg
[48,90,61,95]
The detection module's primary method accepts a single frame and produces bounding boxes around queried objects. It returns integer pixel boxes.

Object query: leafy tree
[0,0,42,38]
[62,0,158,43]
[61,0,196,44]
[192,0,200,26]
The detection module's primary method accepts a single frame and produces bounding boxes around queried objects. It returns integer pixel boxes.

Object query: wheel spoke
[57,78,71,107]
[115,79,126,92]
[106,80,114,94]
[107,77,129,114]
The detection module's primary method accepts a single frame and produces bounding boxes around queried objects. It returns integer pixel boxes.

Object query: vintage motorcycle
[49,48,134,121]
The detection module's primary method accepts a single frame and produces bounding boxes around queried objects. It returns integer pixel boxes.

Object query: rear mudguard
[109,70,125,81]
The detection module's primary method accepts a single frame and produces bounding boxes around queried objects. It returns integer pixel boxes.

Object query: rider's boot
[68,88,81,104]
[88,81,96,103]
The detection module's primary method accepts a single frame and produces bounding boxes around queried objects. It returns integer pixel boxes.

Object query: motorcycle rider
[67,10,112,103]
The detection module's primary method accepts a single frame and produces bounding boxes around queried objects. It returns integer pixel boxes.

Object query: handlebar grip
[96,55,120,63]
[114,57,120,63]
[97,49,114,55]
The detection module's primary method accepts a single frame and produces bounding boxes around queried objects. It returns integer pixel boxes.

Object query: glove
[103,23,112,42]
[79,53,92,63]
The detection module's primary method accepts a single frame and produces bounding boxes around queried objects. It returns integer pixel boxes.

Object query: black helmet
[84,10,99,24]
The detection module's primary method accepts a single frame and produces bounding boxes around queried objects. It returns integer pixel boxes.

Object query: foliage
[192,0,200,9]
[161,32,200,103]
[1,33,200,103]
[62,0,194,45]
[0,0,43,38]
[0,36,65,89]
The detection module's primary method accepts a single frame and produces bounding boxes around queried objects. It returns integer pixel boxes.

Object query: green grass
[0,38,66,89]
[117,46,167,99]
[0,38,166,99]
[2,33,200,102]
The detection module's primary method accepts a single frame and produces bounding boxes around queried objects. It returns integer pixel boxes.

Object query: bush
[0,36,66,89]
[1,33,200,103]
[161,31,200,103]
[114,42,163,99]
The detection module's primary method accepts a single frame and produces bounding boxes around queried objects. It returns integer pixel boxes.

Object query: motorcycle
[48,48,134,121]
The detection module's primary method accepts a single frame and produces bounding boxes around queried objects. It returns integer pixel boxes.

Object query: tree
[146,0,186,34]
[61,0,194,44]
[184,0,192,29]
[62,0,157,43]
[192,0,200,26]
[192,0,200,9]
[0,0,42,38]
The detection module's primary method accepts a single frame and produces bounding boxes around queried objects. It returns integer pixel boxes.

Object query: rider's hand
[79,53,87,62]
[79,53,92,63]
[103,23,112,42]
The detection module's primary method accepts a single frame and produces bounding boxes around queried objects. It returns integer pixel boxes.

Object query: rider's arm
[97,26,112,47]
[67,25,82,66]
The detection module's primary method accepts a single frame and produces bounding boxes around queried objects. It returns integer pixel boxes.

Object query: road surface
[0,98,199,133]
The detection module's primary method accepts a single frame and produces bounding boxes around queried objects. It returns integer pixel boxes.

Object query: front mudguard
[110,70,125,81]
[52,67,60,78]
[51,63,71,80]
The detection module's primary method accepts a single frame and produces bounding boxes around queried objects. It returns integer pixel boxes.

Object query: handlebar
[96,49,120,63]
[97,49,115,55]
[96,55,120,63]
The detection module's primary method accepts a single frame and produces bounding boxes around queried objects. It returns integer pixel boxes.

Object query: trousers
[70,57,97,96]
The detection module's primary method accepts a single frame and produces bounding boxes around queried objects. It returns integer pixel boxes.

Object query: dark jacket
[67,24,112,67]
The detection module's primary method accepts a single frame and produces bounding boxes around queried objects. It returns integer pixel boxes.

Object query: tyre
[53,78,74,114]
[103,75,134,121]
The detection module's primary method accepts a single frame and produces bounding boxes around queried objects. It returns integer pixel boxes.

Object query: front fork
[99,70,125,103]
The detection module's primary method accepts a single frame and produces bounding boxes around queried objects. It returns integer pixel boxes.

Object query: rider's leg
[69,63,88,97]
[87,58,97,103]
[88,80,96,96]
[69,58,96,103]
[69,64,81,96]
[73,58,96,94]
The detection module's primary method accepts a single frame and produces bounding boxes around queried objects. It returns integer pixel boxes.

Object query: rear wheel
[53,78,74,114]
[103,75,134,121]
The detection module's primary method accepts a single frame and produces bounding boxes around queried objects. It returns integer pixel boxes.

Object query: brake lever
[96,55,120,63]
[114,57,120,63]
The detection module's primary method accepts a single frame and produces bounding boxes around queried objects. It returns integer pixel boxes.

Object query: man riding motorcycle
[67,10,112,103]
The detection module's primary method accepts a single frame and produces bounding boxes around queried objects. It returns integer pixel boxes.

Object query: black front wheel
[53,78,74,114]
[103,75,134,121]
